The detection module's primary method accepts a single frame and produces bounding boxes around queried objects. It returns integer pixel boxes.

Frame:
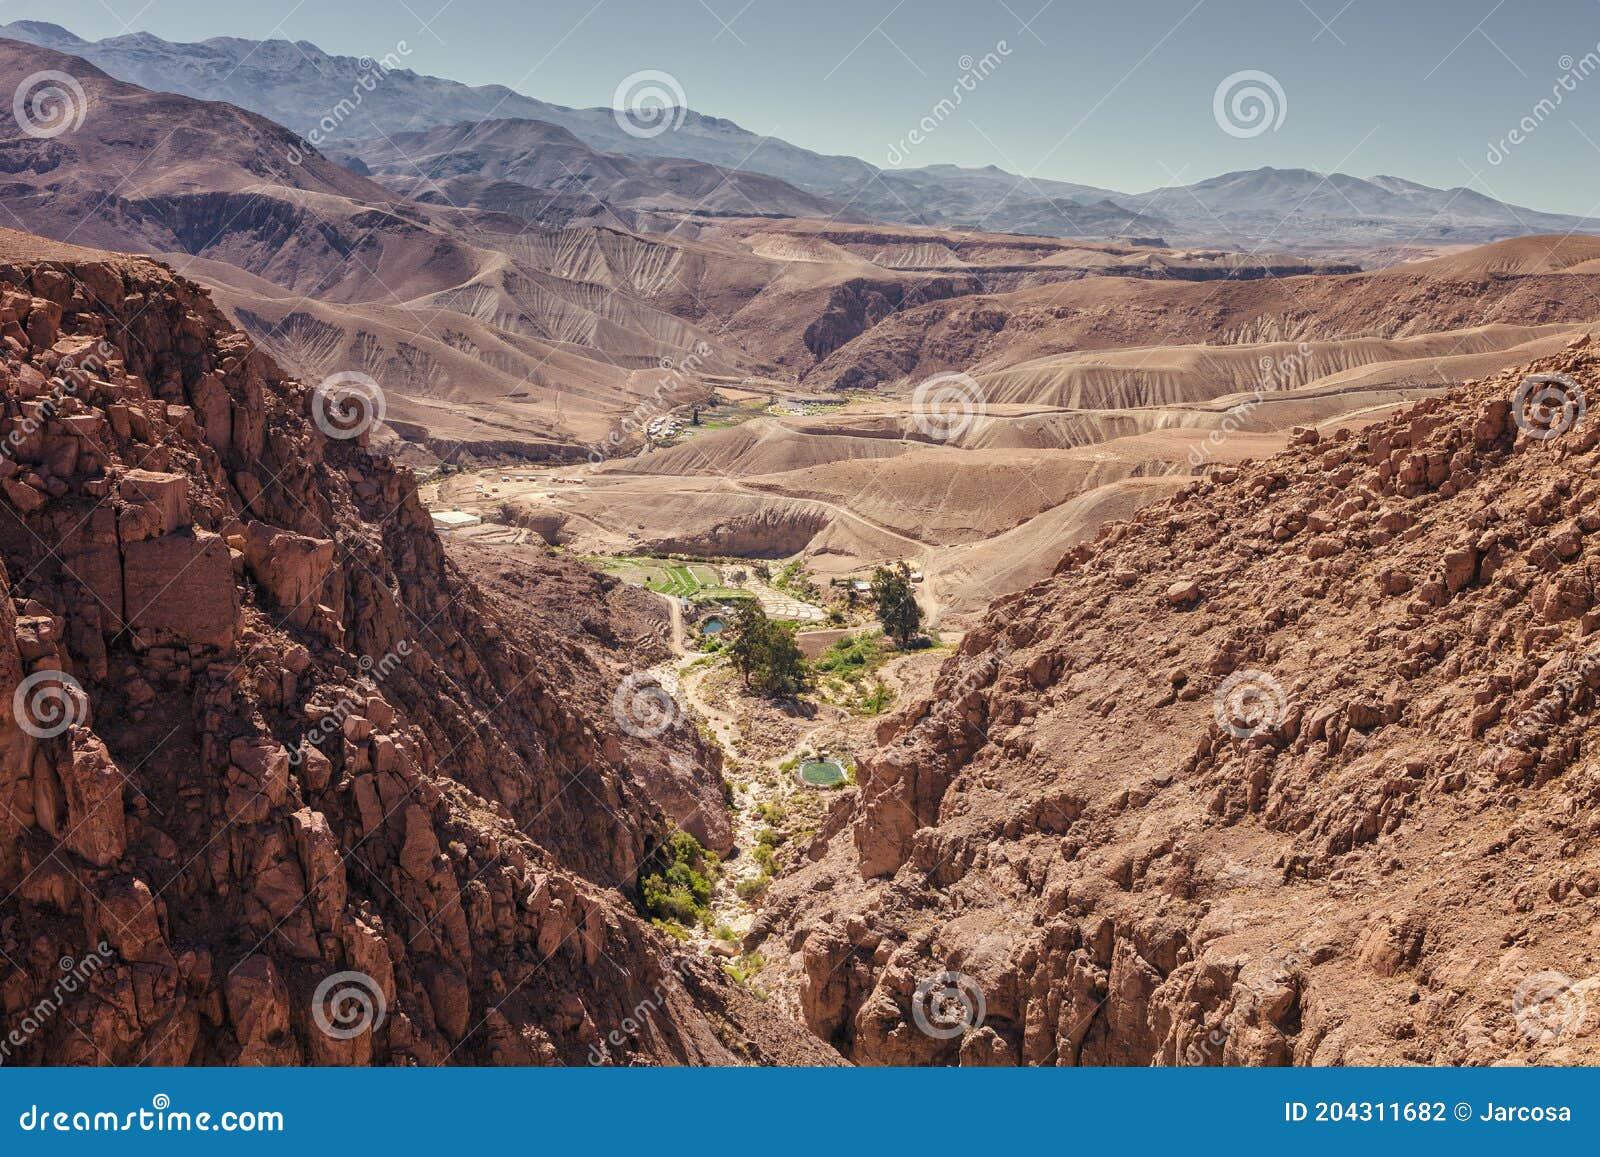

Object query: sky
[11,0,1600,214]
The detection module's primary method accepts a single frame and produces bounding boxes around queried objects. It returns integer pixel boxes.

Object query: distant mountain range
[324,117,849,224]
[6,19,1599,248]
[1126,167,1595,249]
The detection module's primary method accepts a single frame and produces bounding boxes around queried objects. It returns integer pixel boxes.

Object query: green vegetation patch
[812,631,891,677]
[639,829,718,929]
[589,555,749,603]
[812,632,895,714]
[772,560,823,603]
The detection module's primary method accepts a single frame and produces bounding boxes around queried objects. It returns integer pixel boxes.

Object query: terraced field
[591,556,750,602]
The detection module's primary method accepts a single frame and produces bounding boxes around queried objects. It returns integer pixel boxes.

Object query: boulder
[116,468,190,541]
[242,522,336,631]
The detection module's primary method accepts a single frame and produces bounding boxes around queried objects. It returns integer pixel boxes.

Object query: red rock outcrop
[0,231,829,1066]
[757,342,1600,1066]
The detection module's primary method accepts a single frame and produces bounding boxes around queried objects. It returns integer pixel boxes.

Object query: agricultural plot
[591,557,750,603]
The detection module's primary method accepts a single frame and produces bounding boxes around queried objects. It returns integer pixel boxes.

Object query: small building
[431,510,483,533]
[852,579,872,593]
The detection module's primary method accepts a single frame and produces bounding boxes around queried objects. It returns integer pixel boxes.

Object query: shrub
[639,829,716,928]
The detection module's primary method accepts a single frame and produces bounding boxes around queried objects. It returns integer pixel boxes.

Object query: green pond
[799,759,847,787]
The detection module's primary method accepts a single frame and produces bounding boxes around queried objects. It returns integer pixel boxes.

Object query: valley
[3,9,1600,1076]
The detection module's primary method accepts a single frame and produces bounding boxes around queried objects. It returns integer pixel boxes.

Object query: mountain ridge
[7,21,1595,247]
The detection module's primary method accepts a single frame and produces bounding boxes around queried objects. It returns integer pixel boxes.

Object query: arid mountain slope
[0,37,1344,463]
[0,38,781,461]
[1129,167,1600,249]
[806,234,1600,392]
[0,230,830,1065]
[330,119,850,223]
[752,342,1600,1065]
[0,21,880,196]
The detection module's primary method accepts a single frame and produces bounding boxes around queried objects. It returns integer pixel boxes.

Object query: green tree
[873,562,923,648]
[727,603,807,696]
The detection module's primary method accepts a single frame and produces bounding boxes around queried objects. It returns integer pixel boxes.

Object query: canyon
[0,19,1598,1069]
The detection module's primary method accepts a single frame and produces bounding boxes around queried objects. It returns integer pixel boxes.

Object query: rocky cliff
[755,340,1600,1065]
[0,229,830,1065]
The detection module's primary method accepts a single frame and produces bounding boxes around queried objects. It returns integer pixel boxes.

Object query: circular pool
[700,616,725,635]
[798,759,847,787]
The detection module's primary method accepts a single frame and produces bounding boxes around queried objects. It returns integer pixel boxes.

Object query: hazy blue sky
[13,0,1600,213]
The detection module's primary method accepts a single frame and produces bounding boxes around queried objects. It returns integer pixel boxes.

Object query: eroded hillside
[752,341,1600,1065]
[0,231,833,1065]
